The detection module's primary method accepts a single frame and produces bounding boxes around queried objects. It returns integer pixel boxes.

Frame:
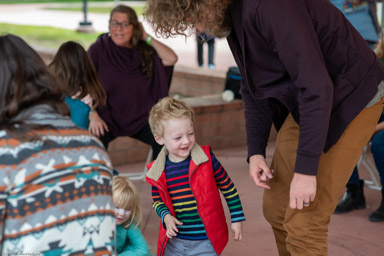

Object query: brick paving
[120,142,384,256]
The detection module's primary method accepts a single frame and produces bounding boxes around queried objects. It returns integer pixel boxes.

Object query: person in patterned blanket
[0,34,116,255]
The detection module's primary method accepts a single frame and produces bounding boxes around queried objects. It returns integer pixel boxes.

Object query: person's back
[0,34,115,254]
[0,113,115,253]
[49,41,106,131]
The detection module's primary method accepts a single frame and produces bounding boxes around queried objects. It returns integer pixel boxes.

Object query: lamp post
[77,0,95,33]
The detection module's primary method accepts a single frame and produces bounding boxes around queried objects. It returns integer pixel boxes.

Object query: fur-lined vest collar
[146,143,209,182]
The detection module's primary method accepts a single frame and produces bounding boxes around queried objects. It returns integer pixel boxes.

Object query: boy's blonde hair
[112,176,142,229]
[149,97,195,137]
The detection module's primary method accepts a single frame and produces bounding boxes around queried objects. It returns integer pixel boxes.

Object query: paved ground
[122,142,384,256]
[1,2,383,255]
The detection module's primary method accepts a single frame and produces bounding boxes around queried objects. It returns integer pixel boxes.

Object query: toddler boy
[146,97,245,256]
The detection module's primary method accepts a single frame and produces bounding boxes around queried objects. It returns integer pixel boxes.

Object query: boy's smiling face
[155,117,196,162]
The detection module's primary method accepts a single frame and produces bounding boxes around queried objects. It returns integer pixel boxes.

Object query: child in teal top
[113,176,153,256]
[49,41,106,130]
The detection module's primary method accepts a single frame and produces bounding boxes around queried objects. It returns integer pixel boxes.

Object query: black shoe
[334,180,366,214]
[368,188,384,222]
[368,206,384,222]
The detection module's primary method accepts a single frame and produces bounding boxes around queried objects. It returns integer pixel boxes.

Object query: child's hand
[231,222,243,241]
[164,214,183,239]
[89,111,109,137]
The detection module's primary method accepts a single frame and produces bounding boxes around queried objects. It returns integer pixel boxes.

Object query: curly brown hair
[111,5,155,77]
[144,0,232,38]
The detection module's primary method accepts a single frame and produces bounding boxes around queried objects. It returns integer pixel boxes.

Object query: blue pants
[197,38,215,66]
[163,238,218,256]
[349,112,384,186]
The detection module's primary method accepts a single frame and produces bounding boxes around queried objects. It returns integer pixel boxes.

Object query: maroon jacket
[227,0,384,175]
[88,34,173,137]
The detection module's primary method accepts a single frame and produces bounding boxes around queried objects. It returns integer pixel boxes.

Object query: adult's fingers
[250,170,271,189]
[303,196,311,207]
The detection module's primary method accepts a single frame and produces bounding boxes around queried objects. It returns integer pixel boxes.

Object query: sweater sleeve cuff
[161,211,172,229]
[247,147,266,163]
[231,217,246,223]
[294,152,321,175]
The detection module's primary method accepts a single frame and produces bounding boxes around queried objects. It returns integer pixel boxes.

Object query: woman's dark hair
[110,5,155,77]
[49,41,106,107]
[0,34,69,140]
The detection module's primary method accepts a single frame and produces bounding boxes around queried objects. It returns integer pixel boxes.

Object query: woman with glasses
[88,4,177,159]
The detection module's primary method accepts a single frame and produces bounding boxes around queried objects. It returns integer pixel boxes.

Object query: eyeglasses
[110,20,130,30]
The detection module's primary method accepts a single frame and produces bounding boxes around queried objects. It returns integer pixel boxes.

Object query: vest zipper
[189,165,209,241]
[159,236,167,256]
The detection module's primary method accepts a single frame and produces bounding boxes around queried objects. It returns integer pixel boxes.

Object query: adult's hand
[289,173,316,210]
[89,111,109,137]
[249,154,274,189]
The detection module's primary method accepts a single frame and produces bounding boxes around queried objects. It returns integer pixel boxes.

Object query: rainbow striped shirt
[152,151,245,240]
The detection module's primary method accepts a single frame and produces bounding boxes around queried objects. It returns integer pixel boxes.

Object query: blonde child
[112,176,152,256]
[146,97,245,256]
[49,41,106,130]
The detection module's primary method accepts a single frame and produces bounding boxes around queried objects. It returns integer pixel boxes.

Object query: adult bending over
[144,0,384,255]
[88,5,177,159]
[0,34,115,254]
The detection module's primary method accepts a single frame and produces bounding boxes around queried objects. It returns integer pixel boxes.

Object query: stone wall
[170,66,226,97]
[108,95,247,165]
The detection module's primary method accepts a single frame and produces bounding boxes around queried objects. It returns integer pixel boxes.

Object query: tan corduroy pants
[263,98,384,256]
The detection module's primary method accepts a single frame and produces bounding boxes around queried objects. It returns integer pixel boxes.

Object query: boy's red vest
[146,144,228,256]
